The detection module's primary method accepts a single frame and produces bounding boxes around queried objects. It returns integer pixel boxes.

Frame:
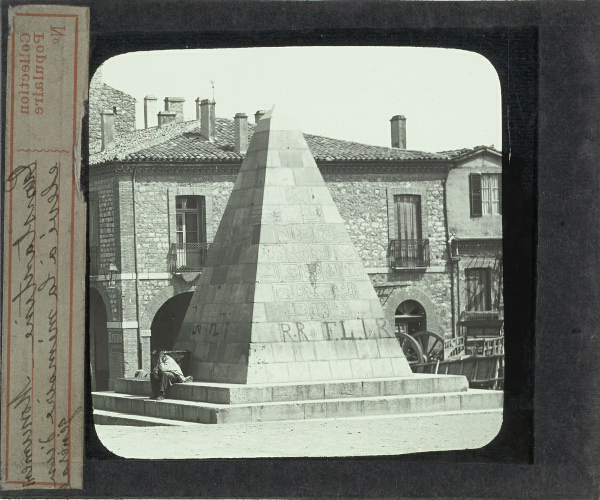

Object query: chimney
[158,111,176,128]
[164,97,185,122]
[390,115,407,149]
[195,98,202,120]
[144,95,157,129]
[234,113,249,154]
[255,110,266,124]
[200,99,216,141]
[100,109,115,151]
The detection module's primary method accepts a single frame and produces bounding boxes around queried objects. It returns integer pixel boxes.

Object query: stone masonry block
[350,359,374,379]
[286,361,312,382]
[229,385,272,404]
[225,363,247,384]
[361,380,383,397]
[304,401,327,420]
[251,402,305,423]
[292,167,324,186]
[314,340,338,361]
[370,357,395,378]
[245,363,267,383]
[334,340,359,360]
[382,378,410,396]
[296,383,326,401]
[390,357,412,377]
[355,339,381,360]
[328,359,354,380]
[326,398,364,419]
[182,384,208,402]
[129,398,146,416]
[264,362,290,383]
[387,396,411,415]
[271,384,299,402]
[248,342,273,364]
[324,381,362,399]
[212,362,230,381]
[265,168,295,186]
[206,386,230,404]
[363,398,392,417]
[270,342,297,363]
[219,406,253,424]
[308,361,332,381]
[253,283,275,303]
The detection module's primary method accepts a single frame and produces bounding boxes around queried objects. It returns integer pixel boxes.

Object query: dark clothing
[151,370,180,397]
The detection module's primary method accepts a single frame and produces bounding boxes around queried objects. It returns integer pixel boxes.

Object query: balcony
[169,242,210,273]
[388,238,430,269]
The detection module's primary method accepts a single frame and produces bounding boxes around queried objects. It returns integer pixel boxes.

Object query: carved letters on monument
[173,106,412,383]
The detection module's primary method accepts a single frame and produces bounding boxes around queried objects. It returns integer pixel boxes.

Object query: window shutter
[498,173,502,215]
[469,173,482,217]
[484,268,492,310]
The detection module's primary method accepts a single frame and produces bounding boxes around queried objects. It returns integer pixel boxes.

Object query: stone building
[446,146,504,354]
[88,67,136,143]
[88,91,502,391]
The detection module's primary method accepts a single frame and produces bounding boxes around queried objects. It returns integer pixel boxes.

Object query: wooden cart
[397,329,504,390]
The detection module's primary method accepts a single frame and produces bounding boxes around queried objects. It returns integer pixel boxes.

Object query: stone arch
[150,291,194,351]
[89,287,110,391]
[383,287,441,335]
[139,281,196,331]
[89,284,115,322]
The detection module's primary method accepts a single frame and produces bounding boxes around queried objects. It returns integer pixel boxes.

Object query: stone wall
[90,175,120,274]
[372,270,453,338]
[100,169,450,276]
[324,172,448,268]
[130,172,237,273]
[89,70,136,142]
[90,166,456,382]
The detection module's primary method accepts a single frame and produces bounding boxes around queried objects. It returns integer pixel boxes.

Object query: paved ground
[95,408,502,459]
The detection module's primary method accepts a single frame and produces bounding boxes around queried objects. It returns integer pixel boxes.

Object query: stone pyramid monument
[174,106,413,384]
[93,106,502,426]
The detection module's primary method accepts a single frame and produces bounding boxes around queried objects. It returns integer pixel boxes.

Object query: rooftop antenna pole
[210,80,215,101]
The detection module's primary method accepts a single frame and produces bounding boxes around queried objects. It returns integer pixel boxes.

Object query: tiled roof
[448,145,502,159]
[90,117,490,166]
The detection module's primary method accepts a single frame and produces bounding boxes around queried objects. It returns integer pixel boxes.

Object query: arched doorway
[150,292,194,352]
[395,299,427,336]
[90,288,109,391]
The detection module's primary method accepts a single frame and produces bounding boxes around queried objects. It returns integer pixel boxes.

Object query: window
[174,196,207,270]
[470,173,501,217]
[389,195,429,267]
[395,300,426,336]
[396,194,422,241]
[465,268,492,311]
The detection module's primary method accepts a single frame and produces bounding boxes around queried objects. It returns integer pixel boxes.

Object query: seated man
[150,349,186,400]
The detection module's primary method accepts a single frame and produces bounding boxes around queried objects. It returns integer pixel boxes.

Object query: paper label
[2,5,88,490]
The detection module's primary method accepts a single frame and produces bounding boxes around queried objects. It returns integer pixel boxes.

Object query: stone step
[115,373,469,404]
[93,409,201,427]
[93,389,503,425]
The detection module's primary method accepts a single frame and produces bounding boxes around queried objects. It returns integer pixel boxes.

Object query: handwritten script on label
[2,6,88,491]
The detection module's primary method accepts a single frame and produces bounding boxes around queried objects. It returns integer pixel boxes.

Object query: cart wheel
[397,332,425,366]
[412,330,445,363]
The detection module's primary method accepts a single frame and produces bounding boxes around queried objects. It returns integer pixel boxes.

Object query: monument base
[92,375,503,425]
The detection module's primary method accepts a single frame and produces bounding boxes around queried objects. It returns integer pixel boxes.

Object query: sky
[100,46,501,153]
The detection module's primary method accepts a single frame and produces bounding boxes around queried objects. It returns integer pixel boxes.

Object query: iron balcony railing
[169,242,210,273]
[388,238,430,268]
